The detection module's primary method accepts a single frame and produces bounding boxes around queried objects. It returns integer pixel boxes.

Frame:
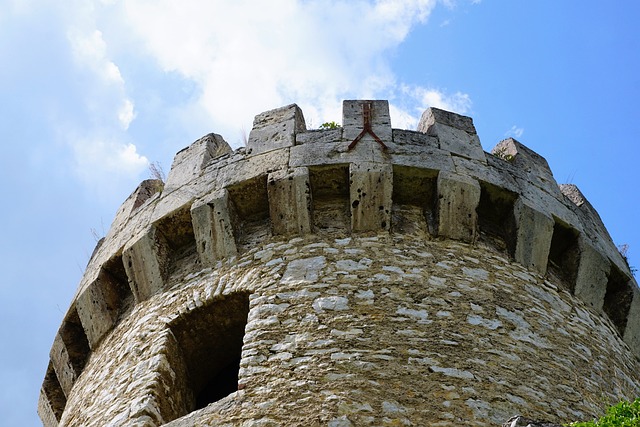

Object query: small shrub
[569,399,640,427]
[319,121,340,130]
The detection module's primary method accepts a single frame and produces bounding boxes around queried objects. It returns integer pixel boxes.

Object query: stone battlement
[39,100,640,426]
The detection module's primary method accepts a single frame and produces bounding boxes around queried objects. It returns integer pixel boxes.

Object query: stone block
[38,389,60,427]
[247,104,306,155]
[123,226,169,302]
[573,240,609,312]
[165,133,232,193]
[268,167,312,235]
[436,171,480,242]
[392,129,439,148]
[623,285,640,358]
[75,270,124,349]
[349,162,393,232]
[513,198,554,275]
[342,100,392,145]
[418,108,485,162]
[191,189,238,267]
[491,138,559,195]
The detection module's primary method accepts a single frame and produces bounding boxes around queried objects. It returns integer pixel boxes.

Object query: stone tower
[39,100,640,426]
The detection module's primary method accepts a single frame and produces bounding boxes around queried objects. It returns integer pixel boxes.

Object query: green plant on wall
[568,399,640,427]
[319,121,340,130]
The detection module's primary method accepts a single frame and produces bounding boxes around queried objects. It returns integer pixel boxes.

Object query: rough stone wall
[39,100,640,426]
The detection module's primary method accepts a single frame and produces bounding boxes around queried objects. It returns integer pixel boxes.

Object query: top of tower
[39,99,640,425]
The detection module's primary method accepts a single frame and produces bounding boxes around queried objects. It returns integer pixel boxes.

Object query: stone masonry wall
[39,100,640,426]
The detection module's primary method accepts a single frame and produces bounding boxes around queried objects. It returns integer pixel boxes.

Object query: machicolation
[39,100,640,426]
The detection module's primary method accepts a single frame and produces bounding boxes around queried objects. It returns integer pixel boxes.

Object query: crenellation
[247,104,306,155]
[419,107,485,162]
[40,100,640,427]
[164,133,232,194]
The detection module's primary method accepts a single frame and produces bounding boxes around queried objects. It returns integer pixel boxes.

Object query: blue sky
[1,1,639,425]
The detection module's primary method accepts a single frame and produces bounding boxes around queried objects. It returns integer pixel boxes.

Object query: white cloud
[118,99,136,130]
[68,28,137,131]
[104,0,457,139]
[506,125,524,139]
[68,133,149,197]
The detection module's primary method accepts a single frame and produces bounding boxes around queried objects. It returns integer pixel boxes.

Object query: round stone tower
[38,100,640,427]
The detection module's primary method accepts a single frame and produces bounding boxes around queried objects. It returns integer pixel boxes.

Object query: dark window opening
[60,307,91,376]
[102,254,134,320]
[603,265,633,336]
[195,356,242,410]
[154,206,199,278]
[547,219,580,292]
[309,165,351,233]
[42,362,66,421]
[391,165,438,236]
[169,292,250,418]
[476,182,517,256]
[227,176,270,249]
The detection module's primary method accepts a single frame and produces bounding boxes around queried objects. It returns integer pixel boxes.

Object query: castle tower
[38,100,640,426]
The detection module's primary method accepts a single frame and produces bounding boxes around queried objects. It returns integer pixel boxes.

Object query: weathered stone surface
[247,104,306,155]
[418,107,485,162]
[267,167,312,235]
[75,270,125,349]
[164,133,231,193]
[574,240,609,312]
[513,198,554,275]
[40,100,640,427]
[342,99,392,144]
[122,226,169,302]
[437,171,480,242]
[191,189,238,267]
[349,162,392,232]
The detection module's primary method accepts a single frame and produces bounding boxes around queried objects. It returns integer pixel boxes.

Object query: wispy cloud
[104,0,465,138]
[505,125,524,139]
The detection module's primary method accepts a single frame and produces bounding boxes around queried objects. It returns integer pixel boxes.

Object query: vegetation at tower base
[38,100,640,427]
[569,399,640,427]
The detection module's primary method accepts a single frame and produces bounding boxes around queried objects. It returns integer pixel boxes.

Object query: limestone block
[436,171,480,242]
[109,179,163,238]
[349,162,393,232]
[49,308,90,398]
[391,147,455,173]
[296,128,342,145]
[49,334,77,398]
[268,167,312,235]
[342,100,392,145]
[454,156,519,194]
[623,285,640,358]
[165,133,232,193]
[392,129,439,148]
[75,270,123,349]
[191,189,238,267]
[123,226,169,302]
[247,104,306,155]
[38,390,60,427]
[491,138,560,197]
[560,184,631,276]
[573,240,609,312]
[513,198,554,275]
[418,107,485,162]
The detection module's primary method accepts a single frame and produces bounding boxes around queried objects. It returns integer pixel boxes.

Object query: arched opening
[169,292,250,414]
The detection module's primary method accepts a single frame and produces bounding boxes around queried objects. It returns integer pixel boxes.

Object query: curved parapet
[39,100,640,426]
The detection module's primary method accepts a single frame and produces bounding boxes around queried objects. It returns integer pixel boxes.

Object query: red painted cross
[347,102,388,151]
